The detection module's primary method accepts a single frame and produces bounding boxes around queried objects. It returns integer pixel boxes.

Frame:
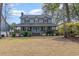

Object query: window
[44,19,47,23]
[35,18,38,23]
[26,20,30,23]
[41,27,43,31]
[28,27,32,31]
[39,18,43,23]
[22,27,26,31]
[52,27,56,30]
[47,27,51,30]
[21,18,25,23]
[48,18,52,23]
[30,19,34,23]
[44,17,48,23]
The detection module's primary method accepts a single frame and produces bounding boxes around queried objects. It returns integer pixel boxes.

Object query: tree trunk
[63,3,70,38]
[64,3,71,22]
[63,18,68,38]
[0,3,3,39]
[5,4,8,37]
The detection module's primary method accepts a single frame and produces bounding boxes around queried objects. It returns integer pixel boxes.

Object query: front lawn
[0,36,79,56]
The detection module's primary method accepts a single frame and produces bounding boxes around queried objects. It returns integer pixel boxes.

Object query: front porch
[21,26,52,35]
[15,23,57,36]
[16,26,56,36]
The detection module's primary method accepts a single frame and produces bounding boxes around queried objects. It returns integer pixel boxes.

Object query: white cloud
[8,3,19,7]
[59,4,63,9]
[8,4,14,7]
[29,9,43,15]
[9,8,43,17]
[9,9,27,16]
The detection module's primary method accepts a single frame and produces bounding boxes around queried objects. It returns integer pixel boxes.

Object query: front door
[32,27,40,33]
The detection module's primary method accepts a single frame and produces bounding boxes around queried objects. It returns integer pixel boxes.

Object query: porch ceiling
[16,23,57,27]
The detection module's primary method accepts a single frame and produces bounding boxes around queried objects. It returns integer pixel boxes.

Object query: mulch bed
[53,36,79,43]
[65,37,79,43]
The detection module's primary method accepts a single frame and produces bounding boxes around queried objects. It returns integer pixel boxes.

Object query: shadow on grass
[53,36,79,43]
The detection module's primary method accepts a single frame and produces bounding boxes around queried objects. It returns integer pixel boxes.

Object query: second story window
[39,18,43,23]
[30,19,34,23]
[26,20,30,23]
[48,18,52,23]
[44,19,48,23]
[35,18,38,23]
[21,18,25,23]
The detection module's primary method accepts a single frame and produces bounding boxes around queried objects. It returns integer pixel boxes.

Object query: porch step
[32,33,40,36]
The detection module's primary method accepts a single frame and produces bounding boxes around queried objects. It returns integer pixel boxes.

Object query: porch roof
[16,23,57,27]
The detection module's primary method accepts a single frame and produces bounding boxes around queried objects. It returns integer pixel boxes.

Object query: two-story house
[16,12,57,35]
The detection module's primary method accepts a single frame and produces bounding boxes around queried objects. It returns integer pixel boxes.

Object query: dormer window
[48,18,52,23]
[44,19,47,23]
[21,18,25,23]
[35,18,38,23]
[39,18,43,23]
[26,20,30,23]
[30,18,34,23]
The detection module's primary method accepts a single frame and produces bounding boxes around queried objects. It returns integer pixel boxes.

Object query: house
[16,12,57,35]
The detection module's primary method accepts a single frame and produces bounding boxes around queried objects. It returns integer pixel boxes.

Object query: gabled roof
[20,15,52,19]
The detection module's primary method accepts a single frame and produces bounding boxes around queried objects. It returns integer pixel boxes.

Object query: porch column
[21,27,23,31]
[31,27,33,33]
[26,27,28,31]
[45,26,47,32]
[44,26,46,32]
[21,26,26,31]
[39,26,41,33]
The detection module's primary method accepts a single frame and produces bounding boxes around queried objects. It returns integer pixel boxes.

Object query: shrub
[54,31,59,36]
[75,22,79,35]
[58,25,64,35]
[46,30,54,36]
[12,33,16,37]
[1,35,5,37]
[58,22,79,36]
[20,31,32,37]
[20,31,28,37]
[27,31,32,36]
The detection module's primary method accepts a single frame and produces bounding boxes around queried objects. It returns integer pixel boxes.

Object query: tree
[72,3,79,20]
[64,3,71,22]
[67,3,79,20]
[4,4,7,37]
[62,3,71,38]
[4,3,11,37]
[10,23,16,30]
[42,3,60,16]
[0,3,3,38]
[42,3,71,38]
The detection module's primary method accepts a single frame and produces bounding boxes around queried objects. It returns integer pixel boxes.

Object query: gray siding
[20,15,53,24]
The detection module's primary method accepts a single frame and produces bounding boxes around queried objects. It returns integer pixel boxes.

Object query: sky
[3,3,43,24]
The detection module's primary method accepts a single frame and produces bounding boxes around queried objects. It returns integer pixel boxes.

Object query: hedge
[58,22,79,36]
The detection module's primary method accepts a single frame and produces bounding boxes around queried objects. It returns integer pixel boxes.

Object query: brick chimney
[21,12,24,16]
